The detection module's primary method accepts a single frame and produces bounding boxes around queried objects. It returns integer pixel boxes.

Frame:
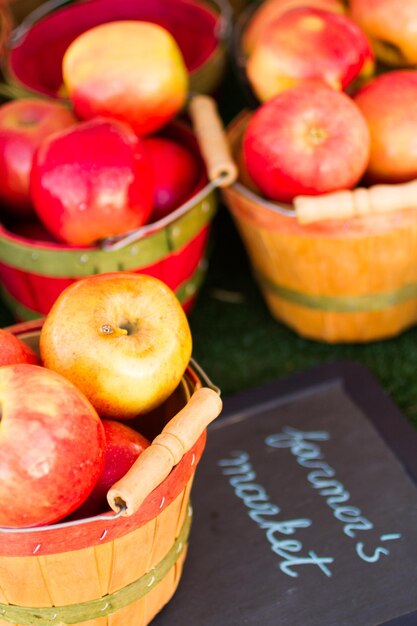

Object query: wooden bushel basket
[0,319,223,626]
[223,111,417,343]
[3,0,231,98]
[0,95,237,321]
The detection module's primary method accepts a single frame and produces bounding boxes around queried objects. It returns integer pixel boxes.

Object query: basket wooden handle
[188,94,238,188]
[294,179,417,224]
[107,387,223,516]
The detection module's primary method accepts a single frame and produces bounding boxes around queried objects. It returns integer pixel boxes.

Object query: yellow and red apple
[246,7,374,102]
[243,0,345,54]
[30,117,155,245]
[0,328,40,366]
[0,98,76,217]
[62,21,188,136]
[0,363,105,528]
[349,0,417,67]
[243,83,370,203]
[40,272,193,419]
[354,70,417,184]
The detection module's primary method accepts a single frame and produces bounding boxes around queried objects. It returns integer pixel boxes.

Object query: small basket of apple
[222,0,417,343]
[0,18,237,321]
[0,271,223,626]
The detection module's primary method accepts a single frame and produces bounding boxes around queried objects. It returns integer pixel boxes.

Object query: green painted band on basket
[0,193,216,278]
[0,260,208,321]
[256,272,417,313]
[0,505,192,626]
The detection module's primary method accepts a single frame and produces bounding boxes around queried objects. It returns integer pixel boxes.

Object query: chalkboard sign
[154,361,417,626]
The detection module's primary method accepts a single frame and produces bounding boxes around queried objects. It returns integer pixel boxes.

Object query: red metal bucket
[0,120,213,319]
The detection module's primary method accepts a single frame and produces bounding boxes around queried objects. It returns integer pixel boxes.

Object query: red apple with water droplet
[30,118,155,245]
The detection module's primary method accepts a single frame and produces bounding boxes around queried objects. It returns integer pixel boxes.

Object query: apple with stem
[40,272,193,419]
[246,7,374,102]
[30,117,155,245]
[243,83,370,203]
[0,364,106,528]
[71,420,150,518]
[0,98,76,217]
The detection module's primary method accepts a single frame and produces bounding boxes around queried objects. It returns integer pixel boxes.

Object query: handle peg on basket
[107,387,223,517]
[188,94,238,187]
[294,179,417,224]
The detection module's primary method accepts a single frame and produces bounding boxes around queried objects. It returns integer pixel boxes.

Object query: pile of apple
[0,21,204,245]
[240,0,417,204]
[0,271,192,528]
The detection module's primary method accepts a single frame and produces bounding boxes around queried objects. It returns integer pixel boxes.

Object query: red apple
[353,71,417,184]
[0,363,106,528]
[349,0,417,67]
[0,98,76,217]
[243,0,345,54]
[0,328,40,366]
[247,7,374,102]
[40,272,193,419]
[145,137,201,221]
[72,420,150,518]
[243,83,370,203]
[62,21,188,136]
[30,118,155,245]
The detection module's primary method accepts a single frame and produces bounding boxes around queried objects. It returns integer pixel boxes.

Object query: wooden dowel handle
[294,179,417,224]
[188,94,238,187]
[107,388,223,516]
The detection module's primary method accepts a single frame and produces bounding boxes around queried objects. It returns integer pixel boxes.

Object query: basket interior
[8,0,220,97]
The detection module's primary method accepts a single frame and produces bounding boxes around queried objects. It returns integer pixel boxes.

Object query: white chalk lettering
[219,451,334,578]
[266,427,401,562]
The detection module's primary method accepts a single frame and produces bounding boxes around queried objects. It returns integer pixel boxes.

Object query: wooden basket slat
[0,556,52,607]
[93,541,114,599]
[175,476,194,537]
[148,489,185,570]
[107,517,157,594]
[0,580,8,604]
[38,547,104,606]
[142,562,177,626]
